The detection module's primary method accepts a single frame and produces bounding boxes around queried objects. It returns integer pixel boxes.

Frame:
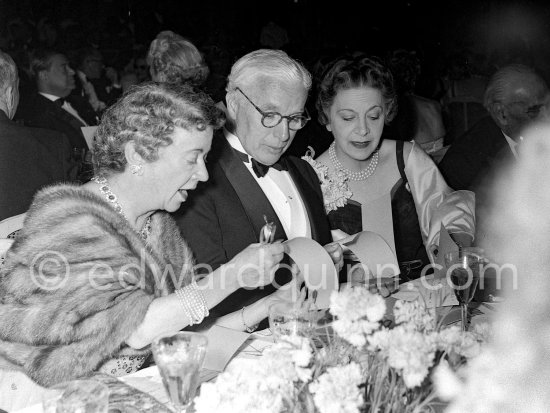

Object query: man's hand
[323,242,344,272]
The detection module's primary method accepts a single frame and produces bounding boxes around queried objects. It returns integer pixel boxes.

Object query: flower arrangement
[194,286,490,413]
[302,153,352,213]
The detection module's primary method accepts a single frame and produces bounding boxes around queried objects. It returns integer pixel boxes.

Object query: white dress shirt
[39,92,89,127]
[225,130,311,239]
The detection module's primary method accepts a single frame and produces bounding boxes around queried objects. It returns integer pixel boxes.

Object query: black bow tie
[54,98,65,107]
[234,149,288,178]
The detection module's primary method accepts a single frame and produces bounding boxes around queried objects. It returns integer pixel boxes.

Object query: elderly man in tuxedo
[175,49,342,329]
[439,64,549,191]
[439,64,550,244]
[0,50,75,221]
[16,49,98,151]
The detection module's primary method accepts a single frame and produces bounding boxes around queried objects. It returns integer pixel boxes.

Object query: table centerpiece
[194,286,490,413]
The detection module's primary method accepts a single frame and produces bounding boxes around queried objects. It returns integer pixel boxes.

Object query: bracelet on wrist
[175,278,209,326]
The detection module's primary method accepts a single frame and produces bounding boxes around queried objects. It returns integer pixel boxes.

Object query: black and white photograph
[1,0,549,412]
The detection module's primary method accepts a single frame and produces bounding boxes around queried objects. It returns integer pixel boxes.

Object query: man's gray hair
[226,49,312,94]
[483,64,540,111]
[0,49,18,93]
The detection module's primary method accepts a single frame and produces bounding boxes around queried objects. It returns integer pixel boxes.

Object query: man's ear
[38,70,48,82]
[226,91,239,119]
[492,102,509,127]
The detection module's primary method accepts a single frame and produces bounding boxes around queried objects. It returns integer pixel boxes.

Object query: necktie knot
[234,148,287,178]
[54,98,65,107]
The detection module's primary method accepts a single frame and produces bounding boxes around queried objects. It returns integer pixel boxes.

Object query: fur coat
[0,184,195,387]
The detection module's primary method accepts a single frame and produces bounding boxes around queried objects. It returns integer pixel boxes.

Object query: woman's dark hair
[316,54,397,125]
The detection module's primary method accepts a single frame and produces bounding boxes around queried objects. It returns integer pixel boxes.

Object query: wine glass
[268,301,317,340]
[445,247,485,331]
[151,332,208,412]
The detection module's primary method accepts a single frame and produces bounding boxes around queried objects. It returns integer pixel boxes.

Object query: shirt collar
[39,92,62,102]
[502,131,523,158]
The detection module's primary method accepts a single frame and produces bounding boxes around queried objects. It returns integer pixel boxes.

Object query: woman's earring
[130,164,143,176]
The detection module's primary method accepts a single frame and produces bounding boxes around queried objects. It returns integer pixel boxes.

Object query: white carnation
[310,363,364,413]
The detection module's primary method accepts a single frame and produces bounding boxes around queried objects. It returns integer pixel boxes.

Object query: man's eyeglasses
[236,87,310,131]
[505,100,548,119]
[524,104,546,119]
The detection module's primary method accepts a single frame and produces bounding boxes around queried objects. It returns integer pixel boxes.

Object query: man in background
[439,64,549,191]
[0,50,76,221]
[16,49,98,150]
[439,64,550,244]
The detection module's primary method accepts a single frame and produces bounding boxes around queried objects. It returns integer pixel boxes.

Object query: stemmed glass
[444,247,485,332]
[151,332,208,412]
[268,301,317,340]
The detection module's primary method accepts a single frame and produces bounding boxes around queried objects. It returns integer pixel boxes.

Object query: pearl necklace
[329,142,379,181]
[92,176,152,241]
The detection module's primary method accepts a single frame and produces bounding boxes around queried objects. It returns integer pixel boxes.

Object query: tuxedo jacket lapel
[285,157,327,242]
[216,137,288,241]
[38,96,87,135]
[49,102,87,131]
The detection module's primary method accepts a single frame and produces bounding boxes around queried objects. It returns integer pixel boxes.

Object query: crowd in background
[3,0,550,151]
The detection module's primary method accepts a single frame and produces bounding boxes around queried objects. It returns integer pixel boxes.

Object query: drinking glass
[268,301,317,340]
[151,332,208,412]
[445,247,486,332]
[42,379,109,413]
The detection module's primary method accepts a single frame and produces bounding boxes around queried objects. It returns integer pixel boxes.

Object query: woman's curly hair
[92,81,225,176]
[147,30,209,86]
[316,54,397,125]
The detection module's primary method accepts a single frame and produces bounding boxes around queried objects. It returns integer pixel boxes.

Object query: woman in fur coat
[0,82,294,401]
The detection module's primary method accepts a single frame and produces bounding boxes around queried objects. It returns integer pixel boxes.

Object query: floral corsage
[302,148,352,213]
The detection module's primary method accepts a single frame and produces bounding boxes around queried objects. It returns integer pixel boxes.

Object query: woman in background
[147,30,209,86]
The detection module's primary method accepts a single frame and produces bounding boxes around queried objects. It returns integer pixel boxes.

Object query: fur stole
[0,183,195,386]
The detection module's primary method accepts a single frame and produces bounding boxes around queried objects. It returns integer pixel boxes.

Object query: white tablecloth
[8,302,499,413]
[7,332,274,413]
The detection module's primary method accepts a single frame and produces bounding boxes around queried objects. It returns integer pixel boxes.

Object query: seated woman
[303,55,475,280]
[147,30,209,86]
[0,82,293,395]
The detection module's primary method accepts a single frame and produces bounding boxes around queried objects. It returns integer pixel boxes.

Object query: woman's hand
[261,273,307,317]
[225,241,286,289]
[346,265,398,298]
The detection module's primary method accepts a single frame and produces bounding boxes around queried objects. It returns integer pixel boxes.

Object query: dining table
[10,277,500,413]
[10,328,275,413]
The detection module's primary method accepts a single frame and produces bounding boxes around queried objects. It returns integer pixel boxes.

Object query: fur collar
[0,183,195,386]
